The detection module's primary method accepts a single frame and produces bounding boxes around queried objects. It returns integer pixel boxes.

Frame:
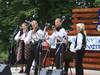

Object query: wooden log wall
[68,8,100,70]
[69,8,100,35]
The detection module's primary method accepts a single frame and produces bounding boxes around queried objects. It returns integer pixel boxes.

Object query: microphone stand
[55,37,66,69]
[8,25,19,66]
[36,39,43,75]
[55,37,65,55]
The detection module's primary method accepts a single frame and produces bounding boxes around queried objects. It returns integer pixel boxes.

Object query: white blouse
[14,31,27,42]
[70,33,83,52]
[47,28,68,45]
[24,29,45,44]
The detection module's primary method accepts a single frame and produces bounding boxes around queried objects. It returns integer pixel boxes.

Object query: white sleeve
[37,30,45,40]
[49,32,56,39]
[63,29,68,39]
[14,31,20,41]
[24,31,32,44]
[59,28,68,39]
[46,32,56,44]
[70,43,75,52]
[72,33,83,51]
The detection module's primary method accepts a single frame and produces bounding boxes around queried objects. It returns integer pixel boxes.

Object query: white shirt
[47,28,68,48]
[70,33,83,52]
[14,31,27,42]
[24,29,44,44]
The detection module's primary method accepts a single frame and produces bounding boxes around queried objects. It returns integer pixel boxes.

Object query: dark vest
[75,32,86,49]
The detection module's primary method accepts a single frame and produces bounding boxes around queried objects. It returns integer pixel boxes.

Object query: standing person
[54,18,68,69]
[24,20,44,75]
[70,23,86,75]
[47,18,68,69]
[14,22,29,73]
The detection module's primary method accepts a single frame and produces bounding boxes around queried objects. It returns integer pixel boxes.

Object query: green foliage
[0,50,8,61]
[95,0,100,7]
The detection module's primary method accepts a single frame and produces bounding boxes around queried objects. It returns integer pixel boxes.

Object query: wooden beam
[72,14,98,18]
[71,24,96,30]
[84,52,100,58]
[72,19,98,24]
[68,30,76,35]
[83,64,100,70]
[86,30,100,35]
[72,8,100,13]
[68,30,100,35]
[70,63,100,70]
[83,58,100,64]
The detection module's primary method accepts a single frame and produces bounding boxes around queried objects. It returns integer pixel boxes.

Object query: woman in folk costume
[14,22,29,73]
[24,20,44,75]
[70,23,87,75]
[47,18,68,69]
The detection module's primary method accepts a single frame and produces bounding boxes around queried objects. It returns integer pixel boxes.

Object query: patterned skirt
[16,40,26,64]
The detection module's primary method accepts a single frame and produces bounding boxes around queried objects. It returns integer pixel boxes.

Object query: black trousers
[25,44,35,75]
[25,42,41,75]
[64,59,70,75]
[75,48,84,75]
[55,43,66,69]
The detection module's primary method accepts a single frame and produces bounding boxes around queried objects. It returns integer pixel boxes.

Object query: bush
[0,51,8,63]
